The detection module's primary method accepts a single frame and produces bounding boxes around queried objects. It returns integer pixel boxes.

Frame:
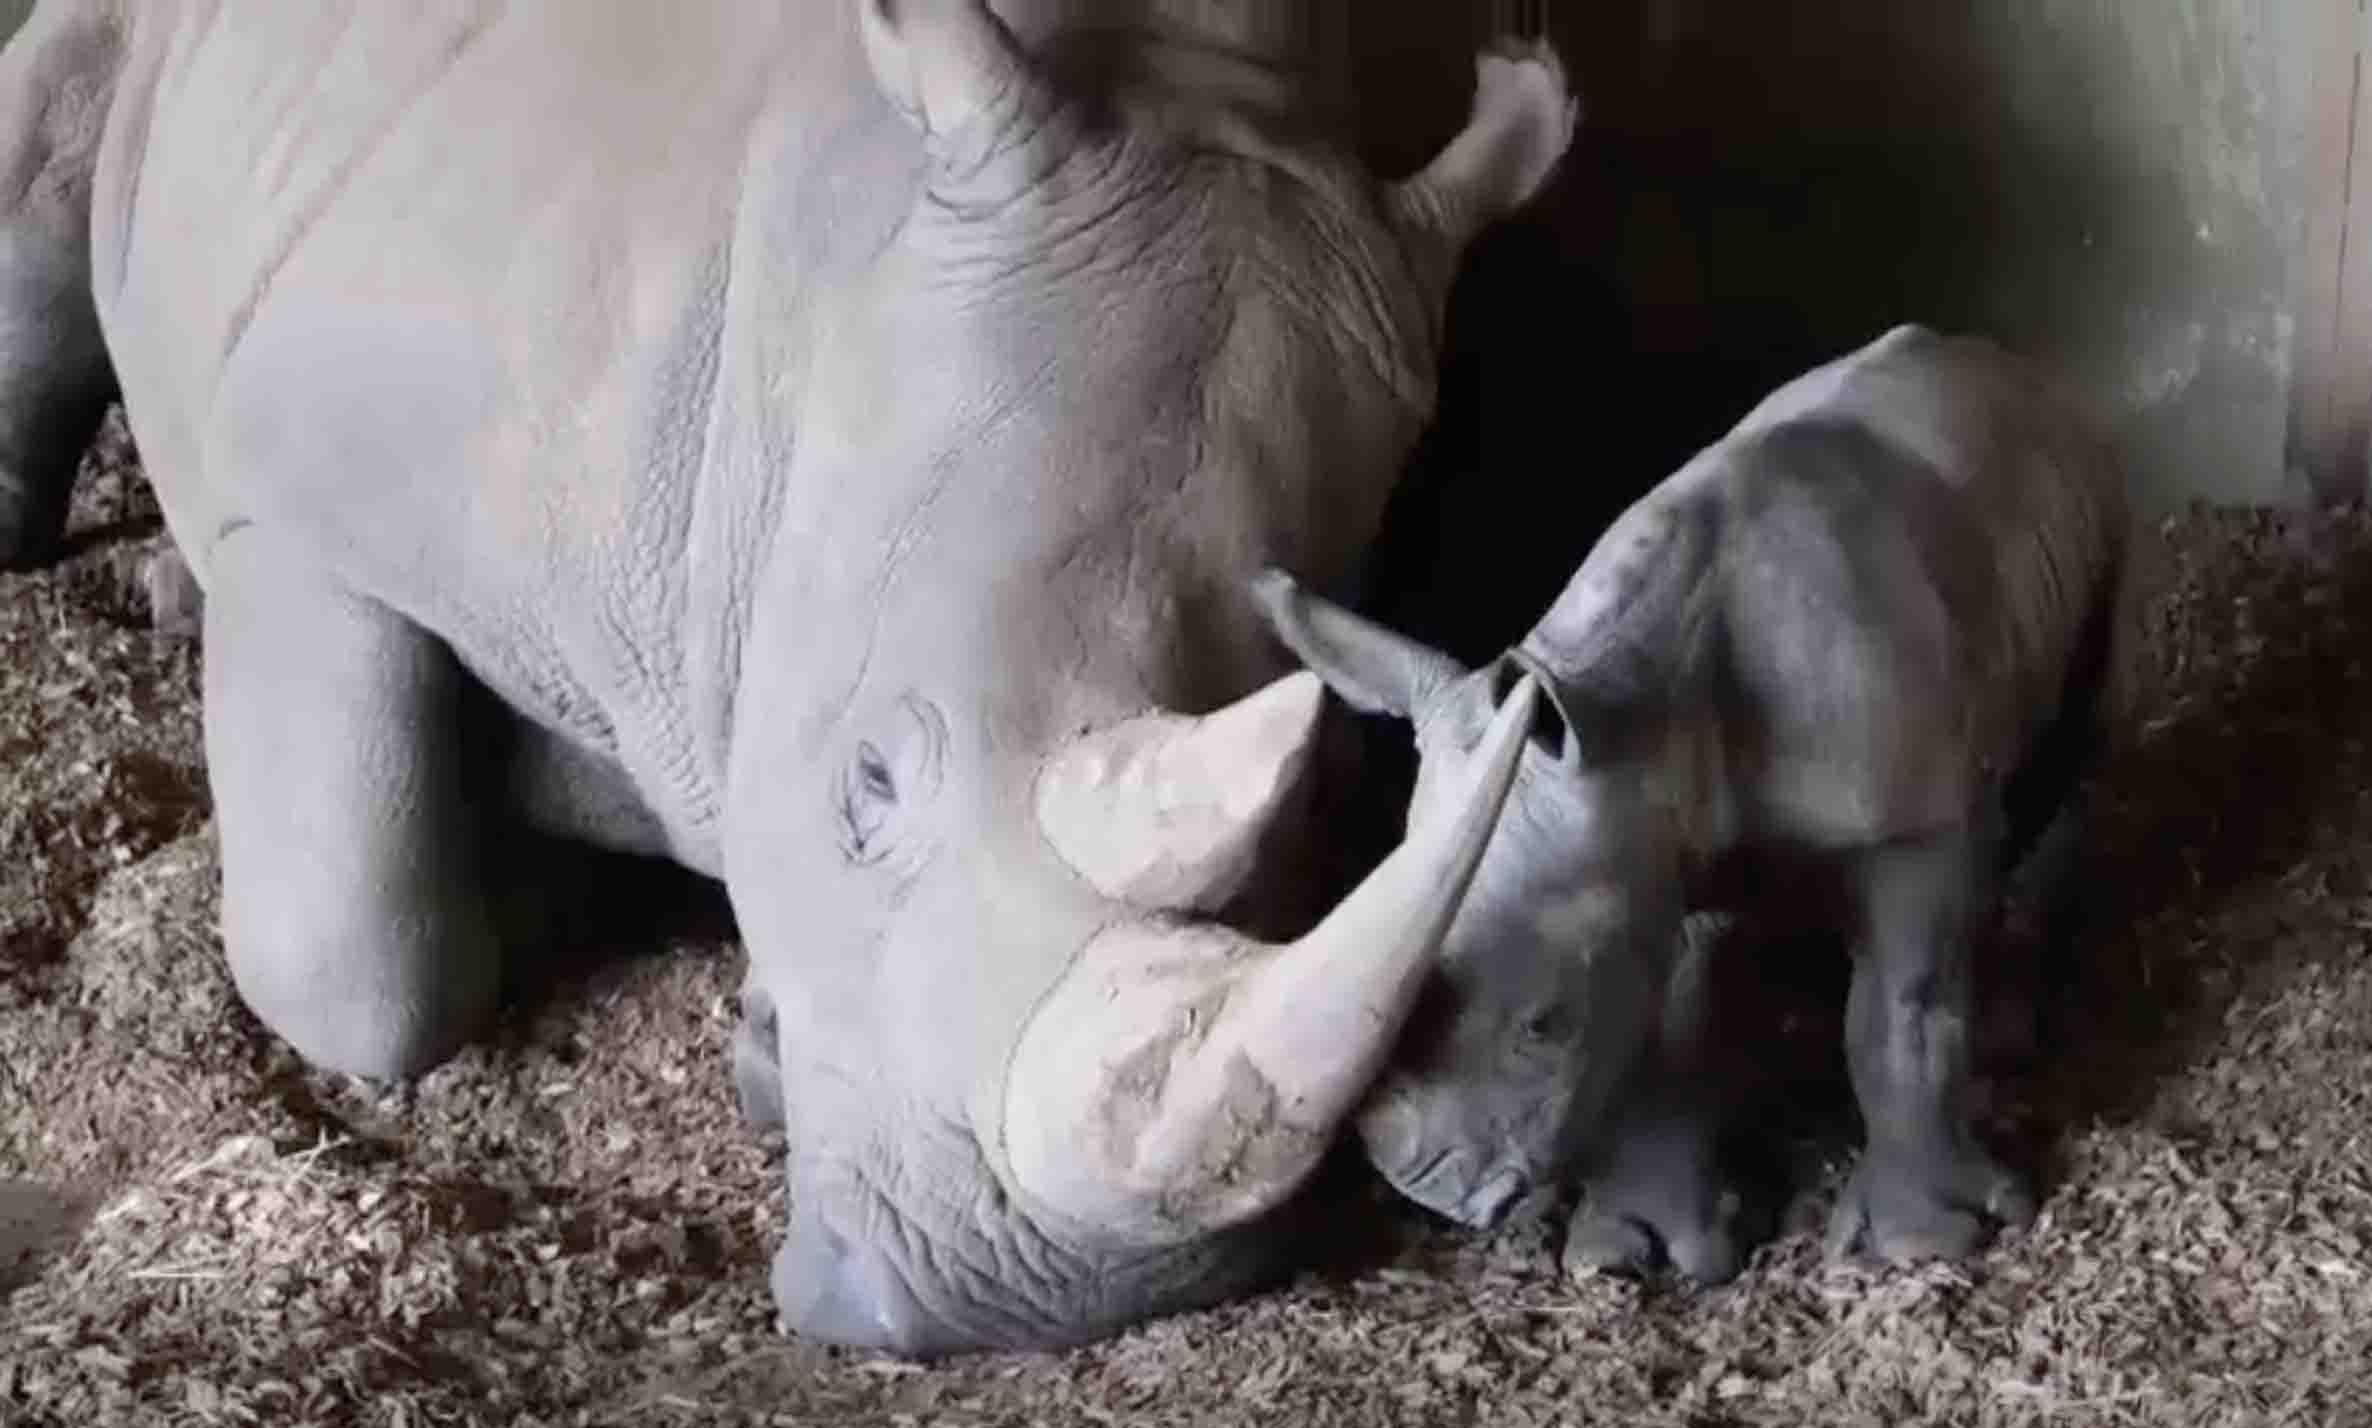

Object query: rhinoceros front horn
[1002,673,1541,1246]
[1034,671,1326,914]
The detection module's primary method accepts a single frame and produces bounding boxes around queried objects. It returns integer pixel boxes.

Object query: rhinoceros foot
[1561,1105,1767,1286]
[1823,1139,2035,1265]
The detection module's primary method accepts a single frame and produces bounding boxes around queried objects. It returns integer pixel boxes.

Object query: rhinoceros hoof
[1562,1162,1763,1286]
[1565,1208,1742,1287]
[1823,1143,2036,1265]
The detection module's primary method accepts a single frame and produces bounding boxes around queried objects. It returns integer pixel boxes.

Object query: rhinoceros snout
[1451,1167,1531,1230]
[772,1208,971,1358]
[1359,1087,1540,1230]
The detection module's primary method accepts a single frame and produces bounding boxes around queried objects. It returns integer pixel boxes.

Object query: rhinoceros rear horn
[858,0,1038,143]
[1003,672,1541,1244]
[1035,672,1327,914]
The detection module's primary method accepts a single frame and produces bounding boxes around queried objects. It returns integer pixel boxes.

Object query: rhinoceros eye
[1516,1004,1568,1045]
[839,743,896,864]
[856,745,896,802]
[837,695,947,866]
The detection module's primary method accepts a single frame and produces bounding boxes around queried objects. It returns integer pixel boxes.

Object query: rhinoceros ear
[1035,672,1326,914]
[1250,569,1468,723]
[859,0,1038,142]
[1393,39,1579,265]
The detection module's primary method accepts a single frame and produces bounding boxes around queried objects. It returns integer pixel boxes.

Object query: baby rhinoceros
[1256,323,2128,1282]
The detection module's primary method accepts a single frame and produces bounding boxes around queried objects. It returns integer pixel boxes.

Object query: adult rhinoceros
[0,0,1571,1354]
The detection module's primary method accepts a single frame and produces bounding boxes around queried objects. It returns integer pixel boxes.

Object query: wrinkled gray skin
[1260,325,2129,1282]
[0,0,1575,1354]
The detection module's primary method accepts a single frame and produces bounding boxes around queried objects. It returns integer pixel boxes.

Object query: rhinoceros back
[1730,324,2126,737]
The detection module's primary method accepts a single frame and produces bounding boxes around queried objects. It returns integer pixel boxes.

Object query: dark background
[1341,1,2302,660]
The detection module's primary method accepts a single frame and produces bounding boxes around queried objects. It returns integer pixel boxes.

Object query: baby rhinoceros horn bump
[1035,672,1326,914]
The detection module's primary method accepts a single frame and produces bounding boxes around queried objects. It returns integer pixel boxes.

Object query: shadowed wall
[1348,2,2308,659]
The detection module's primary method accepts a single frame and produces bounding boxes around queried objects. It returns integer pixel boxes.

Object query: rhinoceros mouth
[1369,1128,1542,1232]
[775,1161,1286,1357]
[1450,1166,1532,1230]
[1394,1158,1536,1231]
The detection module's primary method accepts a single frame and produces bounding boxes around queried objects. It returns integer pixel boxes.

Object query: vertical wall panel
[2290,0,2372,504]
[1352,2,2309,516]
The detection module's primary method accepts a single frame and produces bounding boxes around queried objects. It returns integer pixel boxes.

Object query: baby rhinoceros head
[1253,568,1697,1229]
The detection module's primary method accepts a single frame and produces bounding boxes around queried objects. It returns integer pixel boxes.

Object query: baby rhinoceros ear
[1249,569,1470,722]
[1035,672,1327,914]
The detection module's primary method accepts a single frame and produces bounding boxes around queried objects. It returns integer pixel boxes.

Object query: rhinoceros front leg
[1564,912,1767,1284]
[1826,825,2035,1263]
[206,526,501,1081]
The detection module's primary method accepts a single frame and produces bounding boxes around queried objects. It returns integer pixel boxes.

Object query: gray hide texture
[0,0,1575,1355]
[1260,324,2130,1284]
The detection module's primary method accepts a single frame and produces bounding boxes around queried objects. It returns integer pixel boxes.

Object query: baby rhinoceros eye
[1517,1004,1569,1046]
[856,744,896,802]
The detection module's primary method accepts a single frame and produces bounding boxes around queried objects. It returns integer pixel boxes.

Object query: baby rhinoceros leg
[1827,824,2035,1263]
[206,525,502,1081]
[1564,914,1766,1285]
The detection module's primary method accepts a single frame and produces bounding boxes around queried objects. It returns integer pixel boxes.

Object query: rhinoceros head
[721,1,1576,1353]
[1249,502,1713,1230]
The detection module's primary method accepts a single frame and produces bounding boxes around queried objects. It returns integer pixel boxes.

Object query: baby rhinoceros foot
[1565,1201,1751,1287]
[1561,1119,1768,1286]
[1824,1140,2036,1265]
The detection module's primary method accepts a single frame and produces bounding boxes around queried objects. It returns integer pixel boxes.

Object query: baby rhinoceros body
[1258,323,2128,1281]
